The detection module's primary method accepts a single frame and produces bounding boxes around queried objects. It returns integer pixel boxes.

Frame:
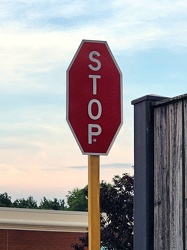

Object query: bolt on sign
[66,40,123,155]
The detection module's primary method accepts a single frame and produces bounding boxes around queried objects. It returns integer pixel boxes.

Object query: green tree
[12,196,37,209]
[72,173,134,250]
[0,192,12,207]
[39,197,65,210]
[66,187,88,211]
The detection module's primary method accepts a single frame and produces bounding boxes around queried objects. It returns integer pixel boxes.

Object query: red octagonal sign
[66,40,123,155]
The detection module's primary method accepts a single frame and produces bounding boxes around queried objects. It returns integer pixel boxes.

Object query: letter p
[88,124,102,144]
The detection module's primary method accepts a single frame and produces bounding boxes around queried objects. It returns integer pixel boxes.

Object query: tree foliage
[66,187,88,211]
[72,173,134,250]
[0,193,66,210]
[100,174,134,249]
[13,196,37,209]
[0,192,12,207]
[39,197,65,210]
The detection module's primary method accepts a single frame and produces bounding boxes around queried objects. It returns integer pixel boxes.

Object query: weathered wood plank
[154,101,184,250]
[168,101,183,250]
[154,104,170,250]
[184,99,187,249]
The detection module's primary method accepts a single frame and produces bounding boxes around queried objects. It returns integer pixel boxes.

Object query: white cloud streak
[0,0,186,81]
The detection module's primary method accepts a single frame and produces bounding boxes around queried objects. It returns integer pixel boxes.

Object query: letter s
[88,51,101,71]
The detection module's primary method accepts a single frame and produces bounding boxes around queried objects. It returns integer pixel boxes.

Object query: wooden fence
[132,94,187,250]
[154,97,186,250]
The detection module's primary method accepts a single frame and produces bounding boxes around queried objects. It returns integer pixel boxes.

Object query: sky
[1,0,187,203]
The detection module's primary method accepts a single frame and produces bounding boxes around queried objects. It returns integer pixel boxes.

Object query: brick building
[0,207,88,250]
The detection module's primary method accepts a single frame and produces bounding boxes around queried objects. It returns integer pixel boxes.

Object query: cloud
[0,0,187,94]
[59,162,132,170]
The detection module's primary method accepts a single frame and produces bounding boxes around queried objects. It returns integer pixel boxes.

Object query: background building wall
[0,208,88,250]
[0,229,86,250]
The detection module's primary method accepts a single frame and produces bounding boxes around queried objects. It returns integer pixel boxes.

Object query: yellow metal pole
[88,155,100,250]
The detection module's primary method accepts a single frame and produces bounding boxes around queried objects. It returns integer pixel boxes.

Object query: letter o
[88,99,102,120]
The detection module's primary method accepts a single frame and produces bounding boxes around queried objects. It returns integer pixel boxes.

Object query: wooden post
[88,155,100,250]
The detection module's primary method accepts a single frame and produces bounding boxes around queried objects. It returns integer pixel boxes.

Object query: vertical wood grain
[154,104,170,250]
[169,101,183,250]
[154,101,184,250]
[184,99,187,249]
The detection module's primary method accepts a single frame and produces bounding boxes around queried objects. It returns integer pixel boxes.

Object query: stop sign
[66,40,122,155]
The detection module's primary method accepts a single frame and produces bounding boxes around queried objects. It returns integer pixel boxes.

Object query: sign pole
[67,40,122,248]
[88,155,100,250]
